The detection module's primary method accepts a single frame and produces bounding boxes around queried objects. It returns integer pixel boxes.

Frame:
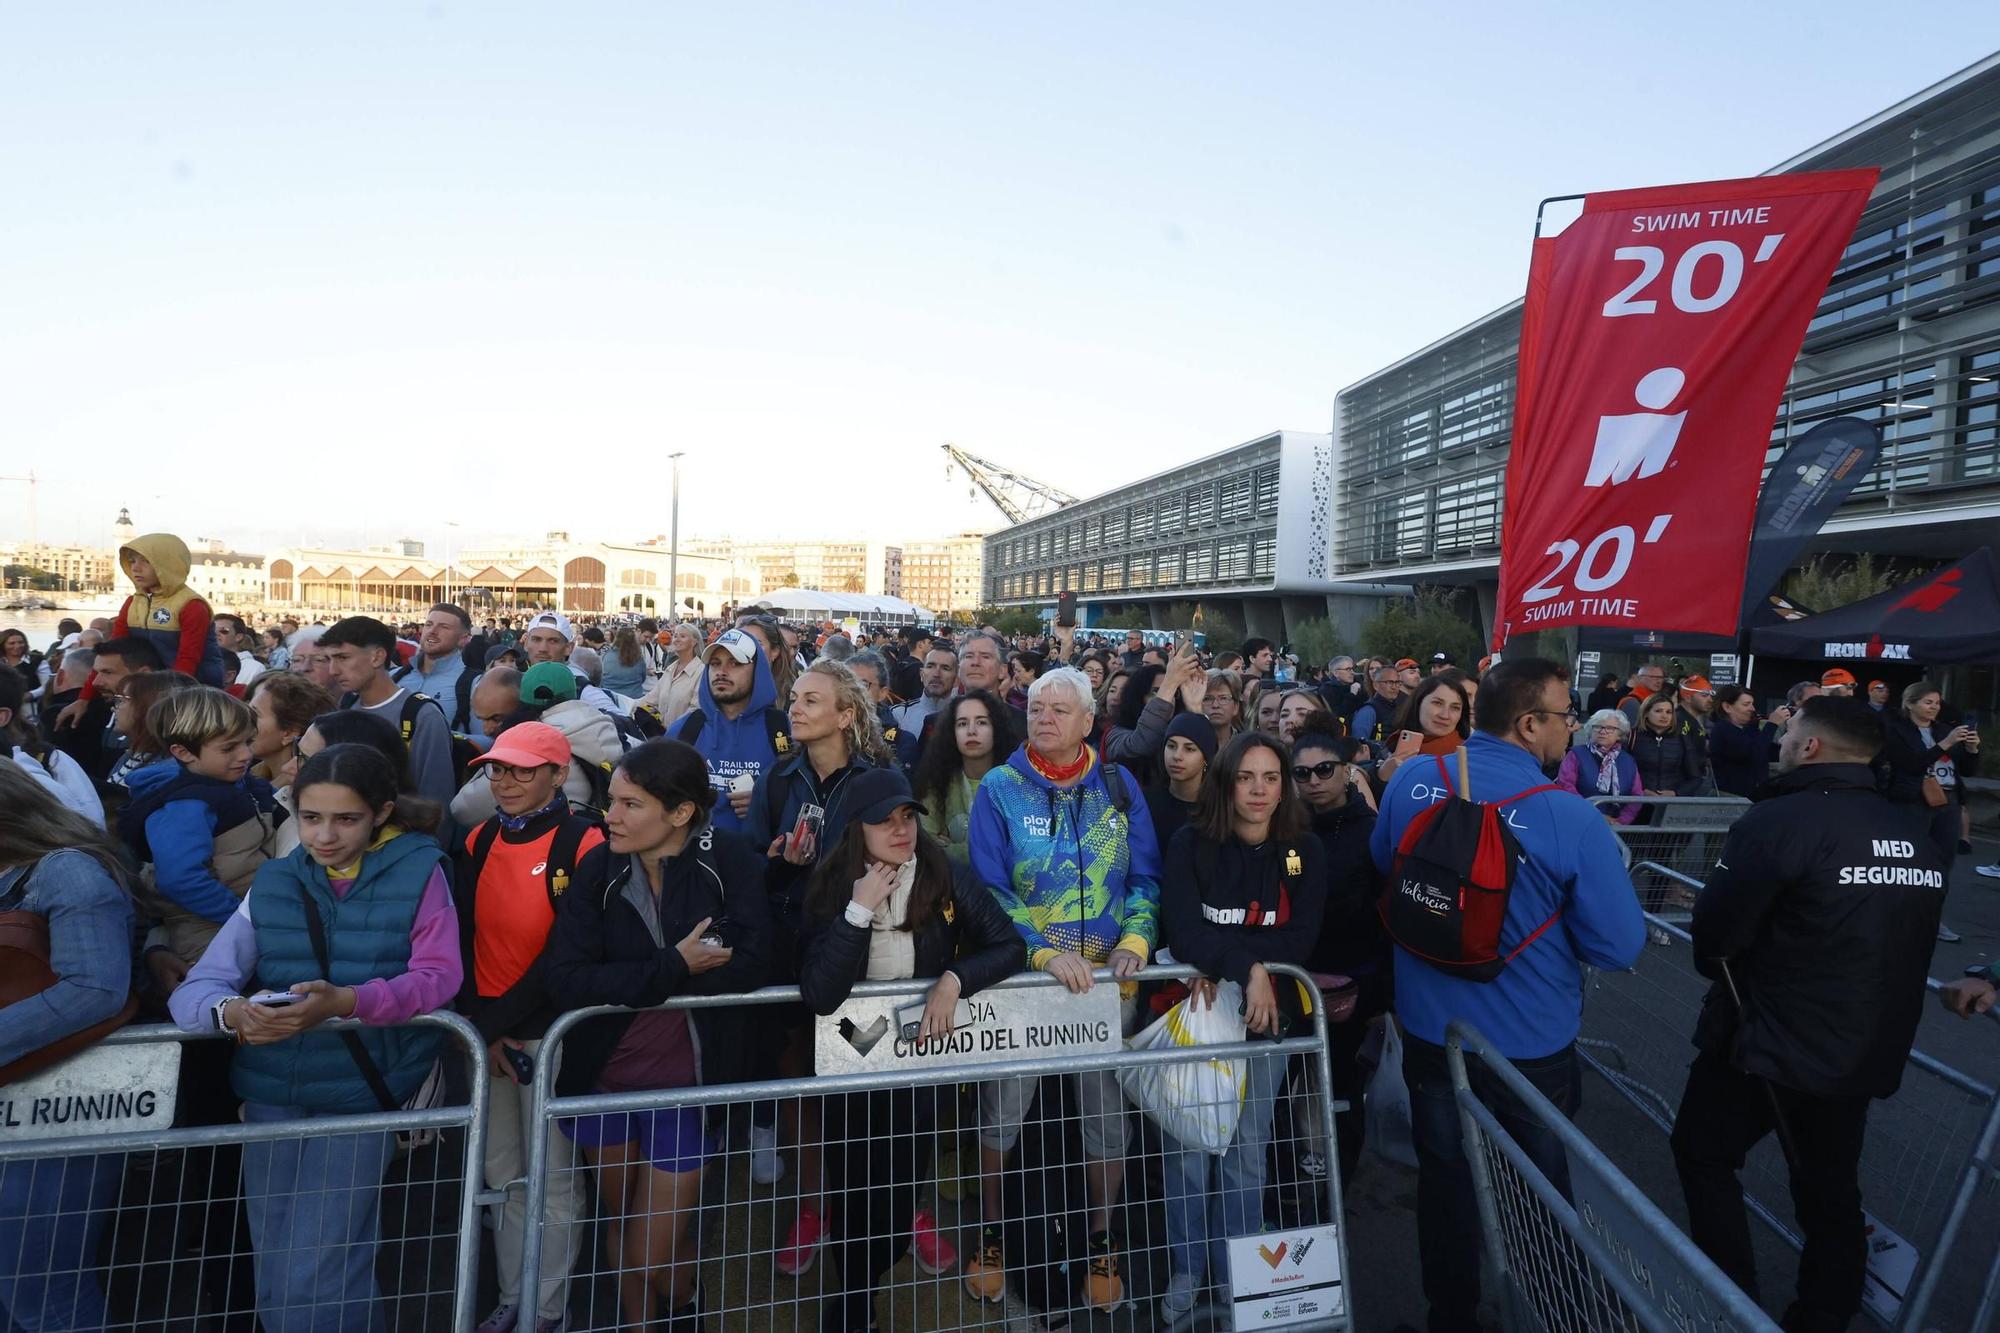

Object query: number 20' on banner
[1493,169,1877,649]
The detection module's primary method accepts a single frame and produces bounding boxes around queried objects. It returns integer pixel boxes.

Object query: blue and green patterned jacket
[967,745,1161,969]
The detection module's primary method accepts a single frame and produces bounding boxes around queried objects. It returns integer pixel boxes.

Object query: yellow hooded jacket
[113,534,226,686]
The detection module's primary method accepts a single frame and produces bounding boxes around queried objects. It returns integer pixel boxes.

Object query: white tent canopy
[745,588,939,624]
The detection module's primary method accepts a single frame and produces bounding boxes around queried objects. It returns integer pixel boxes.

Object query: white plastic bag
[1117,982,1247,1155]
[1366,1016,1419,1168]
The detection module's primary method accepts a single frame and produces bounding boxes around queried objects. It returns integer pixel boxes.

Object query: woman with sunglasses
[1290,722,1385,1183]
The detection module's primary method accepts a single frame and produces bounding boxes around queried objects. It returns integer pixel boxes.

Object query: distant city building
[264,533,734,618]
[898,532,988,613]
[180,540,268,608]
[688,538,904,599]
[0,542,117,592]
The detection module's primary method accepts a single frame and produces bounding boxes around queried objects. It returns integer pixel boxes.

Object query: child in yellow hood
[56,533,227,732]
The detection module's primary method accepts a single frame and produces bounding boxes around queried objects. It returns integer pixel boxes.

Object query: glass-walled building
[1331,51,2000,636]
[982,430,1366,642]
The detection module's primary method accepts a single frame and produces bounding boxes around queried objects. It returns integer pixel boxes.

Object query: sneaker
[1161,1271,1200,1316]
[1940,924,1964,943]
[962,1227,1006,1302]
[475,1306,519,1333]
[750,1123,785,1185]
[1298,1151,1328,1179]
[1084,1231,1123,1310]
[776,1207,828,1277]
[1976,863,2000,879]
[1647,924,1674,947]
[910,1208,957,1275]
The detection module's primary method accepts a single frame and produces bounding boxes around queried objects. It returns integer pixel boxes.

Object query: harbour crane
[941,444,1078,526]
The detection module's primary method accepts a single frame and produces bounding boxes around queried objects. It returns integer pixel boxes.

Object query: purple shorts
[560,1107,714,1175]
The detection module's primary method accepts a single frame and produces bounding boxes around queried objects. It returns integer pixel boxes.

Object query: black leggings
[817,1087,937,1332]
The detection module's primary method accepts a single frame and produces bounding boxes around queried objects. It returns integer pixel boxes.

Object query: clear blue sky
[4,4,1994,555]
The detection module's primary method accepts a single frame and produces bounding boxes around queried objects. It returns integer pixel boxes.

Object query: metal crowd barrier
[1576,863,2000,1332]
[1445,1019,1777,1333]
[1589,796,1750,927]
[0,1010,491,1332]
[518,963,1352,1331]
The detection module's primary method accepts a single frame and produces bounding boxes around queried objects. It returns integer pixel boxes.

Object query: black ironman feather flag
[1737,417,1881,627]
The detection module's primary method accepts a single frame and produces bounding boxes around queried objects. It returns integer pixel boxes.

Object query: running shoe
[962,1227,1006,1301]
[910,1208,957,1274]
[1161,1271,1200,1316]
[750,1123,785,1185]
[776,1207,827,1277]
[1084,1231,1123,1310]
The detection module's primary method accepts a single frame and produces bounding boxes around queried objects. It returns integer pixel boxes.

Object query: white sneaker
[1939,924,1964,943]
[1976,864,2000,879]
[1161,1272,1199,1317]
[750,1123,785,1185]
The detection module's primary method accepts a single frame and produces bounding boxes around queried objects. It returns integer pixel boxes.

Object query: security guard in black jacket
[1670,696,1944,1333]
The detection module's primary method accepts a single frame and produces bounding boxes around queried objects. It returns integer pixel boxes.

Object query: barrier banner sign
[1494,168,1878,649]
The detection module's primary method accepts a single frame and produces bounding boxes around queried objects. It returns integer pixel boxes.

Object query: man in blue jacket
[666,627,790,834]
[1370,657,1644,1333]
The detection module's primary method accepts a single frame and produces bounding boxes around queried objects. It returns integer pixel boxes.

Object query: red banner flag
[1493,169,1878,649]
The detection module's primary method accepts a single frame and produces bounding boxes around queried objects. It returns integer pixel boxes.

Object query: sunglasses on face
[1293,761,1344,782]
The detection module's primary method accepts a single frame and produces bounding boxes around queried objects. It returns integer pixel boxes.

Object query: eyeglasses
[1524,708,1582,726]
[487,761,554,784]
[1292,761,1344,782]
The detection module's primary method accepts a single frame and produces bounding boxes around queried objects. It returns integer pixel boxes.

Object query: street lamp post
[667,452,685,623]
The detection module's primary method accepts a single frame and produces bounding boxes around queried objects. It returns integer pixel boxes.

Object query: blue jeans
[1405,1032,1580,1333]
[240,1103,395,1333]
[0,1154,122,1332]
[1162,1048,1286,1284]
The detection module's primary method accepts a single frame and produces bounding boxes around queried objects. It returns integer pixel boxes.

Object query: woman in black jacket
[797,767,1020,1333]
[1883,681,1978,943]
[542,738,770,1330]
[1157,732,1327,1317]
[1629,692,1707,796]
[1290,723,1383,1184]
[1706,686,1779,798]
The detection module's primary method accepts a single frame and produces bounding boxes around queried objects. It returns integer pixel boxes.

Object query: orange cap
[1681,675,1712,693]
[1821,667,1857,688]
[1394,658,1418,669]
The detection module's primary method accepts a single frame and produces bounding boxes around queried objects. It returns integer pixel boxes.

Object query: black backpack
[391,660,476,733]
[465,811,600,905]
[340,689,462,789]
[1380,747,1560,982]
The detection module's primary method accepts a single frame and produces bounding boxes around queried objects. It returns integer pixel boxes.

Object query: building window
[1254,465,1280,518]
[1129,552,1152,589]
[1957,348,2000,480]
[1157,492,1184,533]
[1217,537,1251,581]
[1251,532,1276,580]
[1186,484,1215,527]
[1131,500,1153,541]
[1220,475,1254,523]
[1101,559,1124,591]
[1104,510,1126,544]
[1185,542,1213,582]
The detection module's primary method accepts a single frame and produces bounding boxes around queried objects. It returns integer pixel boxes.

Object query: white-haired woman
[961,664,1162,1310]
[1557,708,1645,824]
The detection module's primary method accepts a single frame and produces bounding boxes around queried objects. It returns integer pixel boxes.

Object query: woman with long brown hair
[1156,731,1327,1316]
[1375,673,1471,786]
[0,763,134,1332]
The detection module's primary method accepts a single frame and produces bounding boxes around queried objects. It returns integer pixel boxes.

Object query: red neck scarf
[1028,743,1093,786]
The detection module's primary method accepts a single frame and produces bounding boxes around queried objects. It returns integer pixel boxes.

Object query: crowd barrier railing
[1576,861,2000,1332]
[1445,1018,1780,1333]
[517,963,1352,1332]
[1590,796,1751,929]
[0,1009,491,1332]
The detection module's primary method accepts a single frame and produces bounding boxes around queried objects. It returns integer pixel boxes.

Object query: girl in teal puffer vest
[170,743,461,1333]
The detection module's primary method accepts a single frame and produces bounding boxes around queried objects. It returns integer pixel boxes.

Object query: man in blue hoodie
[666,627,790,833]
[1370,657,1644,1333]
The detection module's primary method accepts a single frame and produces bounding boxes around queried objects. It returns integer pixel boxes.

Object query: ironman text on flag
[1493,169,1878,649]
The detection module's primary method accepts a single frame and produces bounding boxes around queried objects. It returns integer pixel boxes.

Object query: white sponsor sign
[1226,1223,1344,1328]
[0,1042,179,1141]
[813,983,1120,1076]
[1576,650,1602,685]
[1860,1211,1917,1324]
[1708,653,1739,685]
